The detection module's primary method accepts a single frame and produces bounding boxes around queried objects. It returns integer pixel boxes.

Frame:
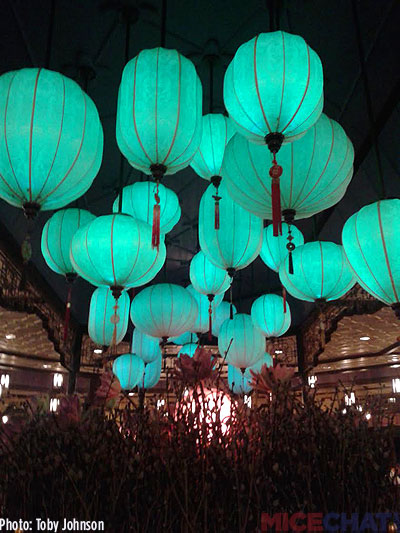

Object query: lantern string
[45,0,56,69]
[269,151,283,236]
[110,299,120,351]
[286,224,294,275]
[282,286,287,314]
[63,279,75,344]
[207,295,214,342]
[229,283,234,320]
[19,217,34,291]
[152,180,161,250]
[351,0,386,200]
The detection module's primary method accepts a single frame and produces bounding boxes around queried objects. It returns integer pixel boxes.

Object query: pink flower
[173,347,218,384]
[94,371,122,406]
[249,363,295,394]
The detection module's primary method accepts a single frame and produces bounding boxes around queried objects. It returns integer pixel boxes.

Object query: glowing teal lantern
[113,353,145,390]
[131,328,161,364]
[138,354,162,389]
[117,48,202,177]
[41,208,96,279]
[178,343,198,358]
[228,364,252,395]
[223,31,323,234]
[224,31,323,145]
[342,199,400,312]
[113,181,181,235]
[260,223,304,272]
[88,287,130,346]
[130,283,198,340]
[218,313,264,369]
[70,214,166,296]
[251,294,291,337]
[0,68,103,217]
[228,352,272,394]
[279,241,355,302]
[170,331,196,345]
[213,301,237,337]
[222,115,354,225]
[199,181,263,277]
[190,114,235,229]
[190,251,230,297]
[186,284,223,336]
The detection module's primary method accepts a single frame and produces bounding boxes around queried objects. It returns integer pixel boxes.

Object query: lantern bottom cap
[23,202,41,220]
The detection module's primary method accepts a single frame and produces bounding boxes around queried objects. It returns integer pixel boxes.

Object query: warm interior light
[49,398,60,412]
[344,392,356,406]
[275,350,283,354]
[0,374,10,388]
[392,378,400,394]
[53,373,63,388]
[94,348,103,354]
[308,375,317,388]
[2,415,8,424]
[43,364,50,369]
[359,336,370,341]
[365,413,371,420]
[5,333,15,340]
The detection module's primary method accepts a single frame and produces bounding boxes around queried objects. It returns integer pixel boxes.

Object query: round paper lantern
[117,48,202,177]
[186,284,224,336]
[131,329,161,364]
[251,294,291,337]
[222,114,354,225]
[138,354,162,389]
[130,283,198,340]
[213,301,237,337]
[199,181,263,276]
[41,208,96,279]
[224,31,323,233]
[0,68,103,217]
[170,331,196,345]
[70,214,166,297]
[89,287,130,346]
[113,181,181,235]
[113,353,145,390]
[218,313,264,369]
[260,223,304,272]
[228,352,273,394]
[279,241,355,302]
[224,31,323,146]
[228,364,252,395]
[342,199,400,312]
[190,114,235,229]
[178,343,198,358]
[190,251,230,297]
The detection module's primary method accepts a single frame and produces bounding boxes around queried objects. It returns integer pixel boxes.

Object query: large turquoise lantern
[218,313,264,370]
[130,283,198,342]
[88,287,130,347]
[189,251,230,337]
[70,214,166,296]
[0,68,103,217]
[279,241,355,303]
[41,208,96,280]
[186,284,224,338]
[113,353,145,390]
[251,294,291,338]
[113,181,181,236]
[213,301,237,337]
[199,181,263,280]
[190,114,235,228]
[260,223,304,273]
[228,352,273,394]
[342,199,400,315]
[222,113,353,248]
[116,48,202,247]
[223,31,323,233]
[131,329,161,364]
[138,354,162,389]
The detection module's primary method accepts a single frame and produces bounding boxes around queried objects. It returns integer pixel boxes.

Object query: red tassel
[282,286,287,314]
[269,153,283,237]
[152,182,161,251]
[213,194,221,230]
[63,285,72,343]
[110,300,120,350]
[288,250,294,275]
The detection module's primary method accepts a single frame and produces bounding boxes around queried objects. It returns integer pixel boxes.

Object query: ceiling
[0,0,399,331]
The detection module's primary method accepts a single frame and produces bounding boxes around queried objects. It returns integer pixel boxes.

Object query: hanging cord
[207,294,214,341]
[211,176,221,230]
[316,299,326,349]
[265,133,284,236]
[110,286,122,352]
[63,272,77,344]
[282,286,287,314]
[351,0,386,200]
[227,268,235,319]
[286,224,294,275]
